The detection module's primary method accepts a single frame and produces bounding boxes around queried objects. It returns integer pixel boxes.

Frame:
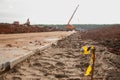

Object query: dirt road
[0,31,72,47]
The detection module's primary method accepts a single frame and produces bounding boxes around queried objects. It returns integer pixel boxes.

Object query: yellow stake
[85,65,92,76]
[80,46,95,80]
[91,47,95,80]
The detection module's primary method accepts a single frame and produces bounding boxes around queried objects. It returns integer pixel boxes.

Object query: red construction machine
[65,5,79,31]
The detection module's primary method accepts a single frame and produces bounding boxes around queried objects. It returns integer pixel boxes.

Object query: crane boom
[67,5,79,25]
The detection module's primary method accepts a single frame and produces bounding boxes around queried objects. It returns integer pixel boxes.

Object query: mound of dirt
[0,23,64,34]
[80,25,120,55]
[81,25,120,41]
[100,39,120,55]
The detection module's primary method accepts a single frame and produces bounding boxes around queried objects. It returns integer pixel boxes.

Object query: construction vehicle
[24,18,30,26]
[65,5,79,31]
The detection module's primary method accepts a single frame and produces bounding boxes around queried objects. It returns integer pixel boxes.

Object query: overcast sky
[0,0,120,24]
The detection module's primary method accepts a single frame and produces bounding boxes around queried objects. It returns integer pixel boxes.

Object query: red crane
[65,5,79,31]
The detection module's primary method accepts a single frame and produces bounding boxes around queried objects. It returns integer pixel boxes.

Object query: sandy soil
[0,31,73,66]
[1,31,120,80]
[0,31,71,47]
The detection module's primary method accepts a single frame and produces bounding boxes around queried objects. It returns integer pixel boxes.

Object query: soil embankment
[80,25,120,55]
[0,23,63,34]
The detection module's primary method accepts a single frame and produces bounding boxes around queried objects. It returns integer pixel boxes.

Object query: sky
[0,0,120,24]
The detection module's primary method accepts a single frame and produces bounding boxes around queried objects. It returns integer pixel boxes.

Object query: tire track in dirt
[2,48,83,80]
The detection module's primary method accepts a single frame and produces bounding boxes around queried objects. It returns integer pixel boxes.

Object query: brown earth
[0,23,63,34]
[1,26,120,80]
[80,25,120,55]
[81,25,120,41]
[0,31,70,47]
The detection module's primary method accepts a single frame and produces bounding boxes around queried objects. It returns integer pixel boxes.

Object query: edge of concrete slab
[0,31,76,74]
[0,43,53,73]
[10,43,52,68]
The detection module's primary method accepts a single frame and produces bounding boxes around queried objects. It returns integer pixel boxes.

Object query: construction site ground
[0,26,120,80]
[0,31,74,69]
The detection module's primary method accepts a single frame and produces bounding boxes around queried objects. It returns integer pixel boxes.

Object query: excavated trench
[1,31,120,80]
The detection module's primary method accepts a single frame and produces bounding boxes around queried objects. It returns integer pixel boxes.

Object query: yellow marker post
[80,46,95,80]
[91,47,95,80]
